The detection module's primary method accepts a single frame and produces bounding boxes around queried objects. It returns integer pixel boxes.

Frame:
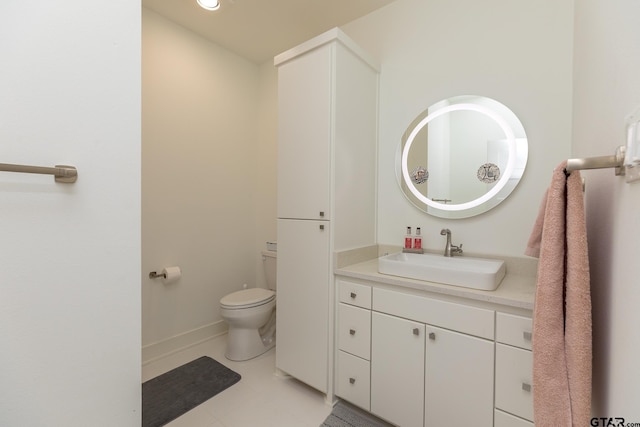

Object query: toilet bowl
[220,250,277,361]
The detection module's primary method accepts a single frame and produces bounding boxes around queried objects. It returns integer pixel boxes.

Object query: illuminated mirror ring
[401,103,516,211]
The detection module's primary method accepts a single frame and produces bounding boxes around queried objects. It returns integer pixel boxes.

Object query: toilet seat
[220,288,275,309]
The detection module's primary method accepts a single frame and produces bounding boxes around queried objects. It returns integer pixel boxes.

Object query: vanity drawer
[338,280,372,309]
[495,343,533,422]
[494,409,534,427]
[372,288,494,340]
[336,351,370,411]
[496,312,533,350]
[338,303,371,359]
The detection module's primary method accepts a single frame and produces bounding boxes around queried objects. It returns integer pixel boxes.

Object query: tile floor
[142,335,333,427]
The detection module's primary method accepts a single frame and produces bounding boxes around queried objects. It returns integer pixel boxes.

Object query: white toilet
[220,250,277,361]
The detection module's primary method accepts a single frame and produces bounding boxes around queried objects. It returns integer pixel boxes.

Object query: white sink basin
[378,252,506,291]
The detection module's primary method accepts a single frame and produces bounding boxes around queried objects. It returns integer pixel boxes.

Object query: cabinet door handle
[428,332,436,340]
[319,211,325,217]
[413,328,420,336]
[349,377,356,384]
[523,331,532,341]
[349,329,356,335]
[522,382,532,392]
[319,224,325,230]
[350,292,357,299]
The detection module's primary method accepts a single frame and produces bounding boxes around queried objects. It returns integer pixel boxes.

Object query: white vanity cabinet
[495,312,534,426]
[335,280,497,427]
[275,28,378,395]
[334,257,537,427]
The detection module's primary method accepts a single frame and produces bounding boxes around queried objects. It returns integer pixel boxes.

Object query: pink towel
[525,161,592,427]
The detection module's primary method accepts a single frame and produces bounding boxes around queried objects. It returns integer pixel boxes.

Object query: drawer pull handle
[350,292,357,299]
[429,332,436,340]
[349,377,356,384]
[523,331,532,341]
[413,328,420,336]
[319,211,325,217]
[349,329,356,335]
[522,382,532,392]
[319,224,325,230]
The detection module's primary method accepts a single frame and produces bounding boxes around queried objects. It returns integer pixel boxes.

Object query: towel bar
[566,146,625,175]
[0,162,78,183]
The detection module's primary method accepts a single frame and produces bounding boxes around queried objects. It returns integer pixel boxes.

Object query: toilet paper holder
[149,266,181,282]
[149,271,166,279]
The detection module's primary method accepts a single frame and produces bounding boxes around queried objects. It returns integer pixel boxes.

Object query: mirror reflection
[397,96,528,219]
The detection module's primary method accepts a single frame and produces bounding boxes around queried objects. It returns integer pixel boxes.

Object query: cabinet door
[371,312,425,427]
[425,326,494,427]
[276,219,330,392]
[277,44,332,220]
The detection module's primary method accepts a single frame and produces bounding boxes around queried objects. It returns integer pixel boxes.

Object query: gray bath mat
[142,356,241,427]
[321,401,392,427]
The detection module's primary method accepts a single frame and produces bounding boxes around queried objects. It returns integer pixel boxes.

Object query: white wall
[254,62,279,283]
[0,1,141,426]
[142,9,276,359]
[573,0,640,418]
[343,0,574,256]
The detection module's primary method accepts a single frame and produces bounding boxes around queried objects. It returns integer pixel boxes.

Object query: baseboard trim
[142,321,228,366]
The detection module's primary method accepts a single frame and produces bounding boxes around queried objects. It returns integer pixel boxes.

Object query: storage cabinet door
[425,325,494,427]
[371,312,425,427]
[276,219,330,392]
[277,44,332,220]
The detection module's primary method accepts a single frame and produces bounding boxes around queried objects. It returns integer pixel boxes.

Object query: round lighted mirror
[396,95,528,219]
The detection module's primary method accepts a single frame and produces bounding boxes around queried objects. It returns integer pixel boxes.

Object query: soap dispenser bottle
[414,227,422,249]
[404,226,412,249]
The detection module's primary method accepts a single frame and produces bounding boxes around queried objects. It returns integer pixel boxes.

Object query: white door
[0,3,141,426]
[425,326,494,427]
[371,312,425,427]
[277,44,332,220]
[276,219,330,392]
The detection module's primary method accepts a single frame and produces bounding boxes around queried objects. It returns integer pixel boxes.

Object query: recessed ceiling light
[197,0,220,11]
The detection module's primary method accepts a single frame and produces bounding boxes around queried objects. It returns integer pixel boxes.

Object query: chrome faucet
[440,228,463,257]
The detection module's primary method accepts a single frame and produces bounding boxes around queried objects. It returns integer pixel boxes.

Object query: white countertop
[335,257,536,310]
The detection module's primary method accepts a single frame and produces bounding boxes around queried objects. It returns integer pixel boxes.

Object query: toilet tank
[261,250,277,291]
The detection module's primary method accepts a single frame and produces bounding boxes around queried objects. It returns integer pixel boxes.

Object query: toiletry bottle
[414,227,422,249]
[404,226,412,249]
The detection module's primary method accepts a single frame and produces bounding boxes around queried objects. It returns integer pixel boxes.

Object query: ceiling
[142,0,396,64]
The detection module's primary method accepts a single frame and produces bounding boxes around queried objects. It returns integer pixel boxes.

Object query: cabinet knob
[413,328,420,336]
[428,332,436,340]
[349,329,356,336]
[349,377,356,384]
[319,211,325,217]
[522,382,532,392]
[319,224,325,230]
[350,292,357,299]
[523,331,532,341]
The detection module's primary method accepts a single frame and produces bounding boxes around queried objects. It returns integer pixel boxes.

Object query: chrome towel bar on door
[0,163,78,183]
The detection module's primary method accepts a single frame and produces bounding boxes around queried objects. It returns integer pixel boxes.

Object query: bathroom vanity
[334,253,536,427]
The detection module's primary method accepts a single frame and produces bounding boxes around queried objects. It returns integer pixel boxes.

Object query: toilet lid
[220,288,275,309]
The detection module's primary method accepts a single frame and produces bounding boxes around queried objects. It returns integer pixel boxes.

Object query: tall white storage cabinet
[274,28,379,396]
